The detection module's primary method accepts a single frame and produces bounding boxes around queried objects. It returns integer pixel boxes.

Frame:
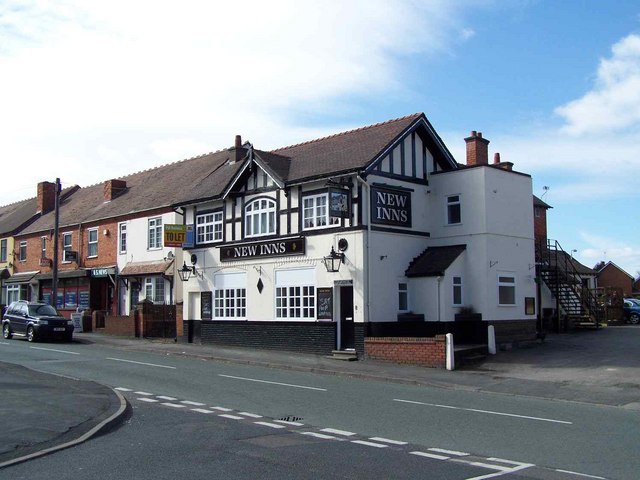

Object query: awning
[5,271,40,284]
[120,260,174,277]
[36,269,90,280]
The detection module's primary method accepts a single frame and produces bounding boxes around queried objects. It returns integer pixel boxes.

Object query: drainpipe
[356,175,370,324]
[436,276,442,322]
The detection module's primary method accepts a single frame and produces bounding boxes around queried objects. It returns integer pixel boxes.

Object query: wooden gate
[142,303,176,339]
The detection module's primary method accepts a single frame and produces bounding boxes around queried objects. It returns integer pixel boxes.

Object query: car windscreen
[28,304,59,316]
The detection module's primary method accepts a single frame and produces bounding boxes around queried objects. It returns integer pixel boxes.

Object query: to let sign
[370,185,412,228]
[164,224,186,247]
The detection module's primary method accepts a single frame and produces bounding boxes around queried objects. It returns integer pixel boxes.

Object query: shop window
[145,277,165,304]
[398,282,409,312]
[275,268,315,319]
[119,223,127,254]
[447,195,461,225]
[498,273,516,306]
[453,276,463,306]
[87,228,98,257]
[19,241,27,261]
[148,217,162,250]
[245,198,276,237]
[196,211,223,244]
[302,193,340,230]
[0,239,6,263]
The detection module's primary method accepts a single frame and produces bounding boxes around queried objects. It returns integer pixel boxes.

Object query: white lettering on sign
[372,187,411,226]
[376,191,407,208]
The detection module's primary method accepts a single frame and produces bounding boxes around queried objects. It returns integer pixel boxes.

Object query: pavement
[1,324,639,468]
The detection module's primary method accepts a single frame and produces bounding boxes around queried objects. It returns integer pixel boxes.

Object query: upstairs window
[245,198,276,237]
[41,236,47,259]
[302,193,341,230]
[119,223,127,254]
[87,229,98,257]
[19,241,27,261]
[148,217,162,250]
[197,211,223,244]
[62,233,73,262]
[0,239,6,262]
[447,195,461,225]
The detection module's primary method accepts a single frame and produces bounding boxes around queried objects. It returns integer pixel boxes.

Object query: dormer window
[245,198,276,237]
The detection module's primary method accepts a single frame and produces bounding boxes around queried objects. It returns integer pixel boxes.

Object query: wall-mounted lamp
[323,246,345,273]
[178,254,203,281]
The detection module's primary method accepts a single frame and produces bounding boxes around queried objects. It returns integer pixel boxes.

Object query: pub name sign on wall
[370,185,412,228]
[220,237,306,262]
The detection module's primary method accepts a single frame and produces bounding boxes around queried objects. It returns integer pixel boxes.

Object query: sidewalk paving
[2,325,638,468]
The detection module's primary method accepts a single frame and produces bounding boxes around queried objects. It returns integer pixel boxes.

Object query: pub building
[177,113,537,355]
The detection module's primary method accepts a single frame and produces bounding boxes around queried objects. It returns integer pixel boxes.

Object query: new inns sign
[371,185,412,228]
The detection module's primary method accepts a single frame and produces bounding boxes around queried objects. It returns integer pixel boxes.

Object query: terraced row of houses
[0,113,542,356]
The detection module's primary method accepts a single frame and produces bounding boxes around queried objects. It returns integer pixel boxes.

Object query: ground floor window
[213,271,247,319]
[6,284,27,304]
[275,268,315,319]
[145,277,165,304]
[453,276,463,306]
[41,278,89,310]
[498,273,516,306]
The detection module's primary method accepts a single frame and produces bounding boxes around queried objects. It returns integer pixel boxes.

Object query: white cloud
[579,232,640,278]
[555,34,640,135]
[0,0,473,205]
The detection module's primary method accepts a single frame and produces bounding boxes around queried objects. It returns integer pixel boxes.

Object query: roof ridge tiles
[271,112,422,153]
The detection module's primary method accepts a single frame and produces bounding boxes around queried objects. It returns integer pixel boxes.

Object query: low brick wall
[365,336,446,368]
[102,315,137,337]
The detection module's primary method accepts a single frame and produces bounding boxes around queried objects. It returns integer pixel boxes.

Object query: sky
[1,0,639,278]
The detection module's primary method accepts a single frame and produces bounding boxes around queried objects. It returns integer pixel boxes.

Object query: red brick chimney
[37,181,56,214]
[464,131,490,166]
[104,179,127,201]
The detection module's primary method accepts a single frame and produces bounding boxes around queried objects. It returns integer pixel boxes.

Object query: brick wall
[365,336,446,368]
[598,265,633,297]
[533,207,547,246]
[102,315,136,336]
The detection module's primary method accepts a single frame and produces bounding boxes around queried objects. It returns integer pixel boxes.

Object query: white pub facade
[177,114,537,354]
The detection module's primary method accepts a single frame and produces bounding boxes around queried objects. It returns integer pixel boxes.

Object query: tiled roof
[120,259,174,276]
[533,195,552,209]
[405,245,466,277]
[0,197,39,235]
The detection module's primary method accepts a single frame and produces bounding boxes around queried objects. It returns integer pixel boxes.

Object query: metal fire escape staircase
[536,239,603,329]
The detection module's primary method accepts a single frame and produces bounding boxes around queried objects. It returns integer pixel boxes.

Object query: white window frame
[446,194,461,225]
[148,217,163,250]
[452,276,463,306]
[498,272,516,306]
[244,198,276,238]
[119,223,127,254]
[6,284,21,303]
[62,232,73,262]
[0,239,6,263]
[40,236,47,259]
[144,277,165,304]
[275,268,316,320]
[302,193,340,230]
[398,282,409,312]
[196,211,223,244]
[87,228,98,258]
[213,272,247,320]
[19,241,27,261]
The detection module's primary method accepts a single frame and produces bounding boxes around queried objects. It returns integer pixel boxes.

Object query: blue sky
[1,0,639,277]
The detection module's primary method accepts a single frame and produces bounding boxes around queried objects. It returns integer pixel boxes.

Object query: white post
[488,325,497,355]
[445,333,454,371]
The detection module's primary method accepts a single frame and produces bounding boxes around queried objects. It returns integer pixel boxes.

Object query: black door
[339,286,354,350]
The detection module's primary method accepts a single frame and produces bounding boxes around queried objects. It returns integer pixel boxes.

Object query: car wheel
[2,323,11,340]
[630,313,640,325]
[26,326,36,342]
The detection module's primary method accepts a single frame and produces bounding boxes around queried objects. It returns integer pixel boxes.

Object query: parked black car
[2,301,74,342]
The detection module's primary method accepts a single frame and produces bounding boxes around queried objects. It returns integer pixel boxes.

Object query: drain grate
[279,415,303,422]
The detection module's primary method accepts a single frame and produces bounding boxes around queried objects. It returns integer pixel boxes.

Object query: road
[1,337,638,479]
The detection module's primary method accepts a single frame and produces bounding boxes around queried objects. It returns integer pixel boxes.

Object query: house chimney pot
[37,181,56,214]
[471,130,477,137]
[464,130,490,166]
[494,152,501,164]
[235,135,242,149]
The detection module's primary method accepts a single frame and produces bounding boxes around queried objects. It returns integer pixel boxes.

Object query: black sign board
[317,287,333,320]
[79,290,90,310]
[220,237,305,262]
[201,291,212,320]
[370,185,412,227]
[329,188,350,219]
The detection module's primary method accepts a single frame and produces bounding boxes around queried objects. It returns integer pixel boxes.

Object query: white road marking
[219,414,244,420]
[180,400,206,406]
[410,451,449,460]
[453,459,510,472]
[0,342,10,345]
[299,432,341,440]
[138,398,159,403]
[210,406,233,412]
[429,447,469,456]
[30,346,80,355]
[238,412,262,418]
[192,408,214,414]
[115,387,132,392]
[320,428,356,437]
[254,421,287,429]
[157,396,178,401]
[369,437,408,445]
[487,458,530,466]
[274,420,304,426]
[106,357,176,369]
[134,391,154,396]
[218,374,327,391]
[161,403,186,408]
[555,469,606,479]
[394,398,572,425]
[351,440,388,448]
[463,461,535,480]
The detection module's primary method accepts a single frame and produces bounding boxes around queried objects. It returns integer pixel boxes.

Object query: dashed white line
[369,437,408,445]
[115,387,132,392]
[351,440,388,448]
[106,357,176,369]
[410,451,449,461]
[274,420,305,426]
[192,408,214,414]
[30,346,80,355]
[218,374,327,391]
[219,414,244,420]
[429,447,469,456]
[299,432,341,440]
[238,412,262,418]
[161,403,186,408]
[157,396,178,401]
[134,391,154,396]
[555,469,606,479]
[394,398,572,425]
[180,400,206,406]
[320,428,356,437]
[452,459,510,472]
[210,407,233,412]
[254,421,287,429]
[138,398,159,403]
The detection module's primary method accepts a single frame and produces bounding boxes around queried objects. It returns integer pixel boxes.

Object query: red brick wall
[102,315,136,336]
[598,265,633,297]
[365,336,446,368]
[533,207,547,246]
